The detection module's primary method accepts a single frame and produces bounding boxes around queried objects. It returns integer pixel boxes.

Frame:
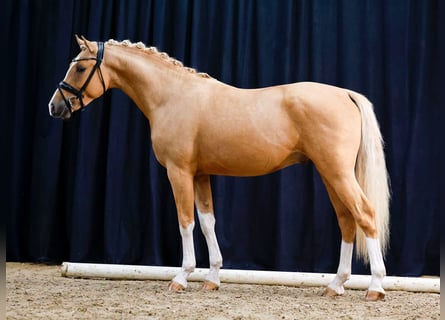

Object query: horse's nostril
[49,102,61,117]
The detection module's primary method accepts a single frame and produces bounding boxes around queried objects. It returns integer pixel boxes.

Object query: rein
[57,42,106,115]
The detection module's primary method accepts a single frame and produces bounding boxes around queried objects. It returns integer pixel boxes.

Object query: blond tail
[348,91,390,262]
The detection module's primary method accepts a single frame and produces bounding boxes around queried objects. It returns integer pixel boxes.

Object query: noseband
[57,42,106,115]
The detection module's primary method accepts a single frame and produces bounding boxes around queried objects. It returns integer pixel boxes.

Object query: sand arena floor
[6,262,440,319]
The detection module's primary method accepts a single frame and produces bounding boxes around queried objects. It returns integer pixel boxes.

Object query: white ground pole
[61,262,439,293]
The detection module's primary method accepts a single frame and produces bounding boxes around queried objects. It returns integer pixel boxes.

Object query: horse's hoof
[365,290,385,301]
[168,281,186,293]
[322,287,341,297]
[201,280,219,291]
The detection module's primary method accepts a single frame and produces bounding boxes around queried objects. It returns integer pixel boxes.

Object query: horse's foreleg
[194,175,223,290]
[198,210,222,290]
[322,180,355,297]
[167,167,196,292]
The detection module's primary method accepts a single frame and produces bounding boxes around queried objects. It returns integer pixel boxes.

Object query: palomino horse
[49,36,390,301]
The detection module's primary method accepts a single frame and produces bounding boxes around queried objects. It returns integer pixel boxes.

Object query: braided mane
[106,39,210,78]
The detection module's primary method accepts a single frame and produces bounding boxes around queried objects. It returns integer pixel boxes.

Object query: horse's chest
[150,127,196,168]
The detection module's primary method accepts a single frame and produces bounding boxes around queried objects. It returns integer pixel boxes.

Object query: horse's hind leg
[322,179,355,297]
[324,172,386,300]
[194,175,223,290]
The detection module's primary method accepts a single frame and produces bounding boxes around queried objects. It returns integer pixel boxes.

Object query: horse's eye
[76,65,86,73]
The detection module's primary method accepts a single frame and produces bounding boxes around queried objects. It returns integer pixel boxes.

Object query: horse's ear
[75,34,87,51]
[80,35,94,53]
[74,34,93,52]
[75,34,82,45]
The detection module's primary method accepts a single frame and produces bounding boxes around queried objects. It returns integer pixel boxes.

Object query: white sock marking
[328,240,353,294]
[172,222,196,288]
[198,210,223,286]
[366,237,386,293]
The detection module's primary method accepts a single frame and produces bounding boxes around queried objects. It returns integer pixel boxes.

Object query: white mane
[106,39,210,78]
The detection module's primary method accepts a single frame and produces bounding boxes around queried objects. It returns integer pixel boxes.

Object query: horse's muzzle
[49,101,72,120]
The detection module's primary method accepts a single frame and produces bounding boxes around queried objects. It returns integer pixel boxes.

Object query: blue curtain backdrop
[3,0,441,276]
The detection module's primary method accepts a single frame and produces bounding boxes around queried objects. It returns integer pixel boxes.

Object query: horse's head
[48,35,107,120]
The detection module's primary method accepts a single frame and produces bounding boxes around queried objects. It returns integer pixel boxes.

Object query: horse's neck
[106,48,180,118]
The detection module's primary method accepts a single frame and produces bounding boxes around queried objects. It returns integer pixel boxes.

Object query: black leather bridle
[57,42,106,115]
